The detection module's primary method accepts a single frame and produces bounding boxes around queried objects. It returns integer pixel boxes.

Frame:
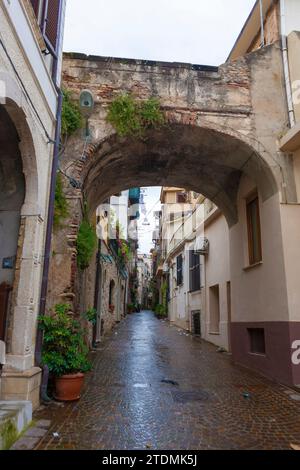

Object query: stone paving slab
[11,437,40,450]
[33,311,300,450]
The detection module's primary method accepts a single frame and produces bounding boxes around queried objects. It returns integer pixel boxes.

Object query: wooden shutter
[30,0,40,17]
[44,0,61,53]
[189,250,193,291]
[189,250,200,292]
[176,254,183,286]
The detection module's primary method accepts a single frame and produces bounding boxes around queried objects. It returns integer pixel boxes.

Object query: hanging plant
[53,173,69,229]
[61,89,83,137]
[106,94,165,138]
[77,204,97,270]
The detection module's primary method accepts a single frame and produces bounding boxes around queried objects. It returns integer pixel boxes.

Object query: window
[177,192,187,203]
[189,250,201,292]
[176,254,183,286]
[30,0,62,54]
[246,193,262,265]
[248,328,266,355]
[209,285,220,333]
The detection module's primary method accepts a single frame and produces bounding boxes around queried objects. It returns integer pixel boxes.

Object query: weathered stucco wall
[0,2,57,407]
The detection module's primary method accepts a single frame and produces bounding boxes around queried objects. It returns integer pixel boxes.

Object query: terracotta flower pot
[54,372,85,401]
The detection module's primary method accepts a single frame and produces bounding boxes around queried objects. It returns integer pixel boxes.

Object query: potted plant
[38,304,92,401]
[126,303,134,314]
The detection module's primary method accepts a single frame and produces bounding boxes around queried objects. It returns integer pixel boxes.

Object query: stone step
[0,401,32,450]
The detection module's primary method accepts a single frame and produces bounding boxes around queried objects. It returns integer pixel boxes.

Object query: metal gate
[192,310,201,336]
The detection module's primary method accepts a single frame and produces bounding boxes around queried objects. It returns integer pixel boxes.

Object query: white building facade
[0,0,66,409]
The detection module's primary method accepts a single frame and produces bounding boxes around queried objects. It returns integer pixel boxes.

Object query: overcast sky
[63,1,256,253]
[63,0,256,65]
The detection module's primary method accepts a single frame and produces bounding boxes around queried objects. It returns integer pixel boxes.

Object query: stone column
[1,212,44,409]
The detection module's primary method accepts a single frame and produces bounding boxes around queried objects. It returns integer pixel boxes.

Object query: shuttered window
[189,250,201,292]
[176,254,183,286]
[30,0,61,54]
[44,0,61,53]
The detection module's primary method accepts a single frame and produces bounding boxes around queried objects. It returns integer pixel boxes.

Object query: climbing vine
[77,204,97,270]
[53,173,69,229]
[155,280,168,319]
[61,89,83,137]
[106,94,165,138]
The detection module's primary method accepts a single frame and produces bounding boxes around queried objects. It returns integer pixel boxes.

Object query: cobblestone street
[34,311,300,450]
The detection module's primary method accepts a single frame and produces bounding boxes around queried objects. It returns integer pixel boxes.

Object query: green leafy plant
[61,89,83,137]
[106,94,165,138]
[155,303,167,319]
[38,304,92,377]
[82,307,97,326]
[53,173,69,229]
[77,204,97,270]
[127,303,135,313]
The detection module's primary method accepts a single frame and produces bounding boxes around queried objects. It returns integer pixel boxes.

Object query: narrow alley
[34,311,300,451]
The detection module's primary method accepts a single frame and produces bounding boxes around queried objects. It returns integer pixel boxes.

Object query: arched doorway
[0,106,25,341]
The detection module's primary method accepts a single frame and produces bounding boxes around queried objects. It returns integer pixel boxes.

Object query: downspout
[93,239,102,346]
[259,0,265,47]
[35,0,64,402]
[280,0,296,128]
[35,90,62,401]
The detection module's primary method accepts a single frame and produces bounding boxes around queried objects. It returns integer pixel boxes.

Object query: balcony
[129,188,141,204]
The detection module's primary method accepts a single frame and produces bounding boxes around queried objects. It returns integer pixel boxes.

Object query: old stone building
[137,254,152,309]
[58,0,300,387]
[0,0,66,419]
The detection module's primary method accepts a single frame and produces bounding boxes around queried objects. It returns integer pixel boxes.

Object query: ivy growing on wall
[106,94,165,138]
[61,89,83,137]
[77,204,97,270]
[155,280,168,319]
[53,173,69,229]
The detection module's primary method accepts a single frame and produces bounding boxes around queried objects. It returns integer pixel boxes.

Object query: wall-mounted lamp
[79,89,94,140]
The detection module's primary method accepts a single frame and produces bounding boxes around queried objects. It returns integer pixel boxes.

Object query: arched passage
[65,123,296,386]
[81,124,278,228]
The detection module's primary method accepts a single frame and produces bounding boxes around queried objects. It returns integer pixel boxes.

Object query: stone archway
[49,44,300,387]
[80,123,278,228]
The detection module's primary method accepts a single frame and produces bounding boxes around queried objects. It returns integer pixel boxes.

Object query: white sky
[63,0,256,65]
[63,0,257,253]
[137,187,162,255]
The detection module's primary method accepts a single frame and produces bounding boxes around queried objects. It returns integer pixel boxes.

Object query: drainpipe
[35,0,64,401]
[35,90,63,401]
[280,0,296,128]
[259,0,265,47]
[93,239,102,346]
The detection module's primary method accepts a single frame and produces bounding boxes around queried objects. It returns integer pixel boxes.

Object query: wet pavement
[34,311,300,450]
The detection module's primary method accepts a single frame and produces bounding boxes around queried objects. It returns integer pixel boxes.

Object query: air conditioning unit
[194,237,209,254]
